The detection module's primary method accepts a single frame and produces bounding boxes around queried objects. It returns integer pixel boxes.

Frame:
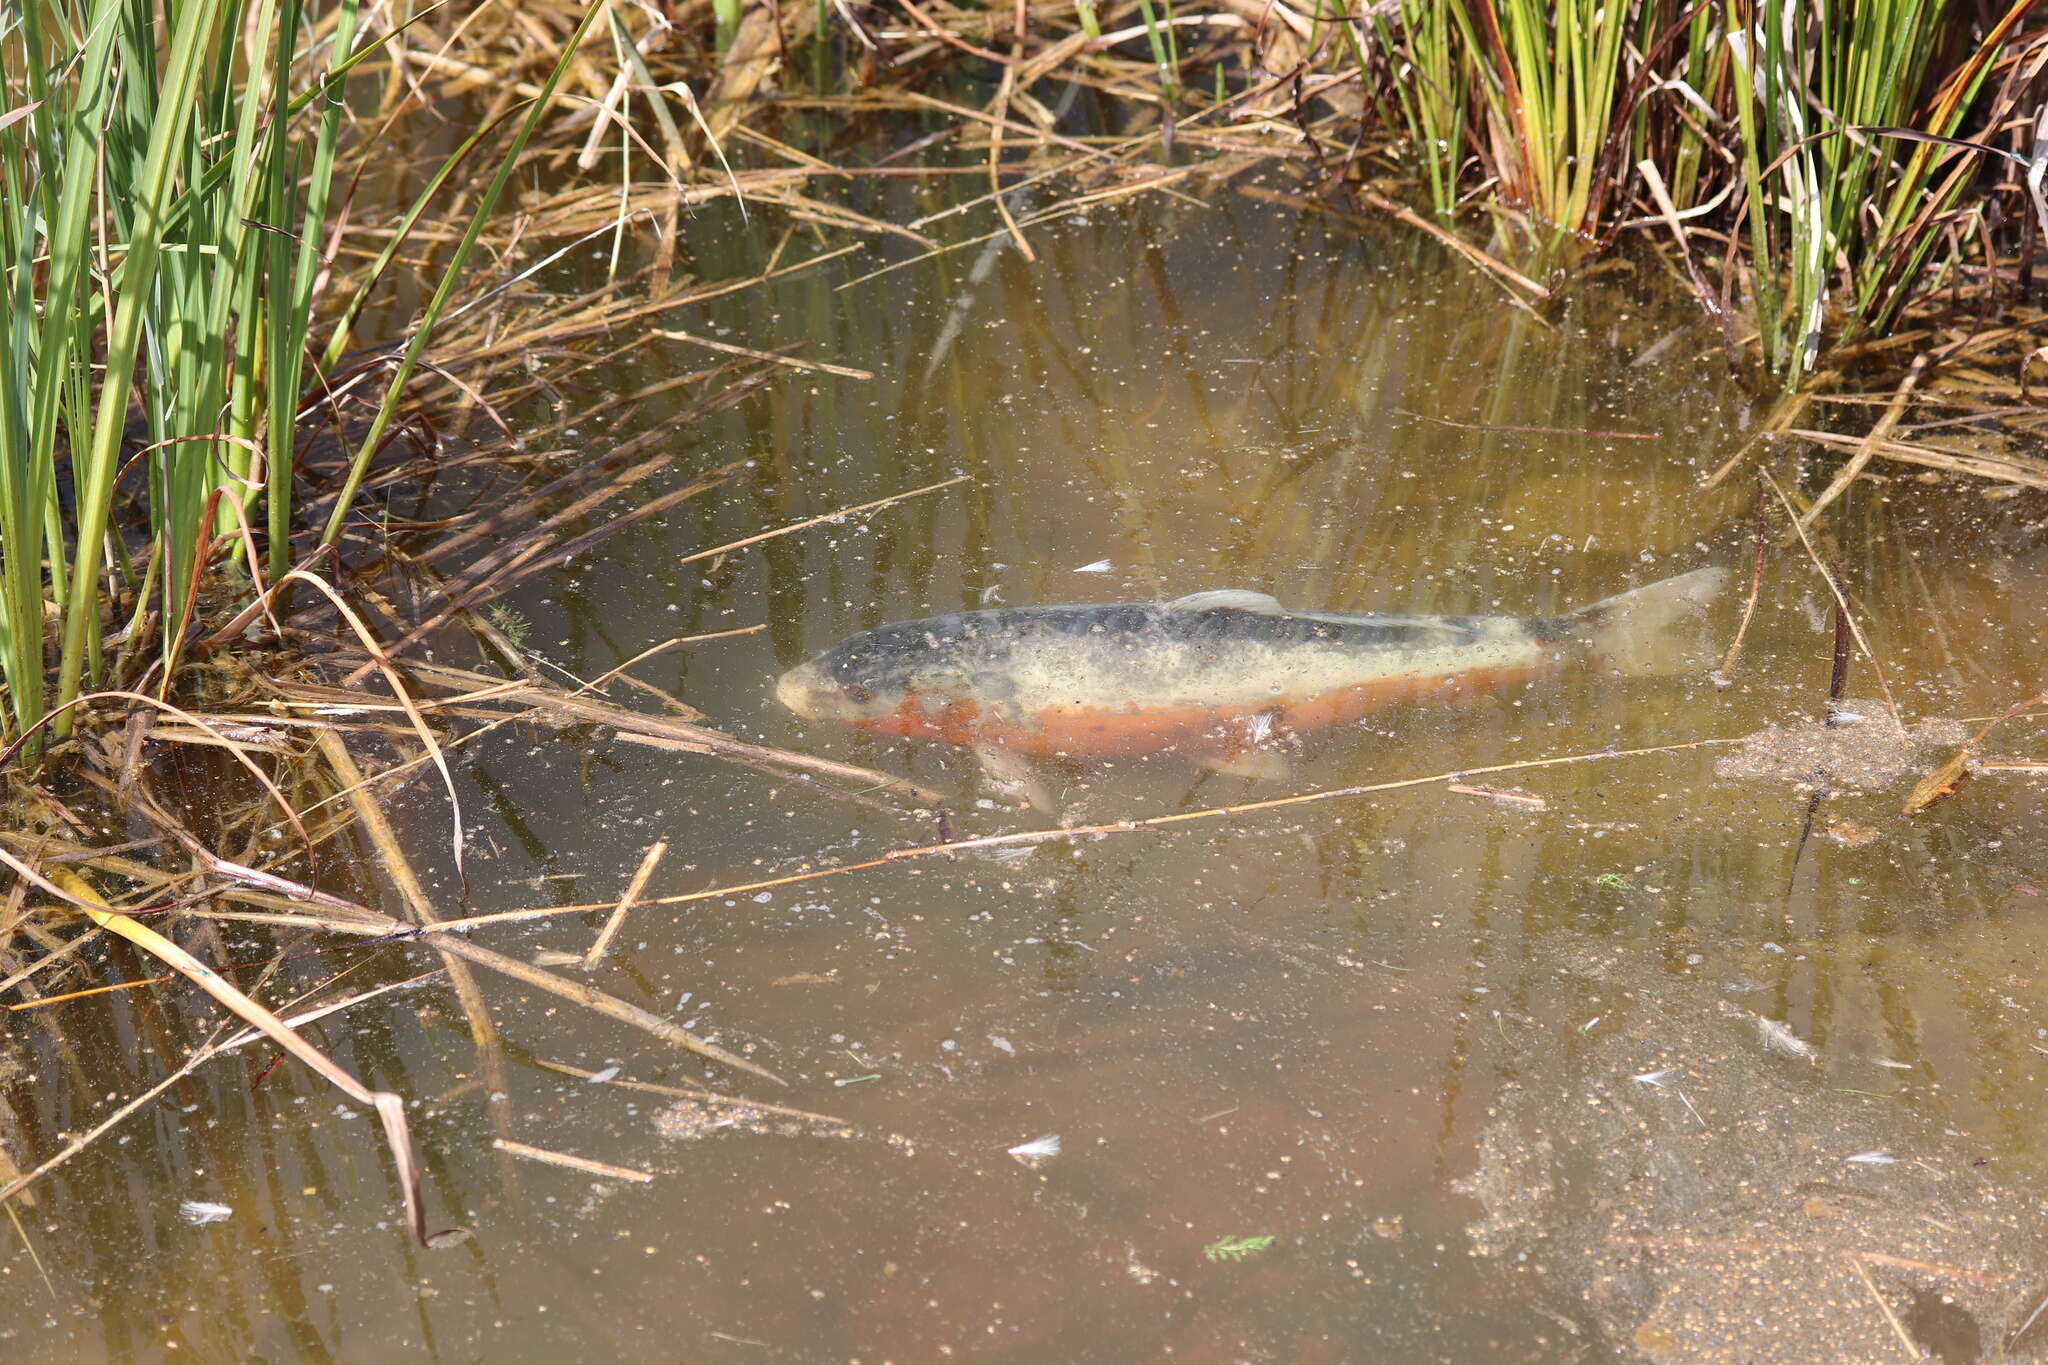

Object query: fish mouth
[774,661,832,719]
[776,659,892,725]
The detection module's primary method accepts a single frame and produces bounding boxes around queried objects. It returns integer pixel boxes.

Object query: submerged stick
[584,840,667,968]
[315,730,518,1147]
[1757,471,1901,727]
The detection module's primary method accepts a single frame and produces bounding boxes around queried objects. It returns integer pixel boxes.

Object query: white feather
[1008,1134,1061,1166]
[1755,1015,1819,1060]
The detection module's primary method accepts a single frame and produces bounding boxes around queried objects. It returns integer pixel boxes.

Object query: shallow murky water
[11,182,2048,1363]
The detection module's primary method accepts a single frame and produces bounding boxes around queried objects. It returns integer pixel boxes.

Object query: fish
[775,567,1728,806]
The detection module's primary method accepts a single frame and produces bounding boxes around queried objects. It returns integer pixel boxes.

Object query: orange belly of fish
[859,662,1553,757]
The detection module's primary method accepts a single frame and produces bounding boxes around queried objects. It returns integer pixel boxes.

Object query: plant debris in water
[178,1200,233,1226]
[654,1097,854,1144]
[1458,961,2038,1363]
[1203,1234,1277,1263]
[1715,707,1969,791]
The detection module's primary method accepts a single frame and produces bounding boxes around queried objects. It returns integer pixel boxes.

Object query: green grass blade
[53,0,225,733]
[318,0,609,550]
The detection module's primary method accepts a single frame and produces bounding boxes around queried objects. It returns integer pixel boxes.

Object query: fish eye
[841,683,874,704]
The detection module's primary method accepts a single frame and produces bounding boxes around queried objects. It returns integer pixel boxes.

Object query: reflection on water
[9,182,2048,1363]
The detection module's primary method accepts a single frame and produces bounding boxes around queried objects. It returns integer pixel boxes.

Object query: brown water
[10,183,2048,1363]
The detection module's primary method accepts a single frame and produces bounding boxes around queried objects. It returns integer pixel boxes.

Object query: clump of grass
[1724,0,2027,375]
[1366,0,1468,218]
[0,0,603,754]
[1361,0,2040,379]
[2,0,360,746]
[1459,0,1635,251]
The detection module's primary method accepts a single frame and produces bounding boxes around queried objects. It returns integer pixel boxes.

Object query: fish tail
[1569,567,1729,677]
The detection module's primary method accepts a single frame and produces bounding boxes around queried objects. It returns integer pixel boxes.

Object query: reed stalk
[1369,0,1470,217]
[1133,0,1181,100]
[1074,0,1102,42]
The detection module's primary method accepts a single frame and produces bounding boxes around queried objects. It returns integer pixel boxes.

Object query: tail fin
[1569,567,1729,677]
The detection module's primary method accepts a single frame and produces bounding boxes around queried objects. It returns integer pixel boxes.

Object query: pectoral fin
[974,745,1059,813]
[1198,747,1293,782]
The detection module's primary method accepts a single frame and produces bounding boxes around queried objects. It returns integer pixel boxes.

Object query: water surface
[9,182,2048,1363]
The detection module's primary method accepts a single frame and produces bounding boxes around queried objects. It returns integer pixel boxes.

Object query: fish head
[774,656,907,726]
[776,620,969,730]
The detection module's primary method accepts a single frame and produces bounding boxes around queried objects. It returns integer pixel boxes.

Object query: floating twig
[584,840,667,969]
[493,1139,656,1183]
[675,473,971,568]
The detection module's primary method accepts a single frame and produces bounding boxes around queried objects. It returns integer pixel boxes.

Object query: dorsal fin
[1164,589,1286,613]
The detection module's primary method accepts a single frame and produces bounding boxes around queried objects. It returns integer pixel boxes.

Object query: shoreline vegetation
[3,0,2047,1251]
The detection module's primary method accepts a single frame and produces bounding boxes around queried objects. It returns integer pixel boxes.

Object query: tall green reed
[1367,0,1469,217]
[1372,0,1652,245]
[0,0,597,751]
[1471,0,1633,248]
[2,0,249,743]
[1134,0,1182,101]
[1367,0,2035,380]
[1729,0,2025,376]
